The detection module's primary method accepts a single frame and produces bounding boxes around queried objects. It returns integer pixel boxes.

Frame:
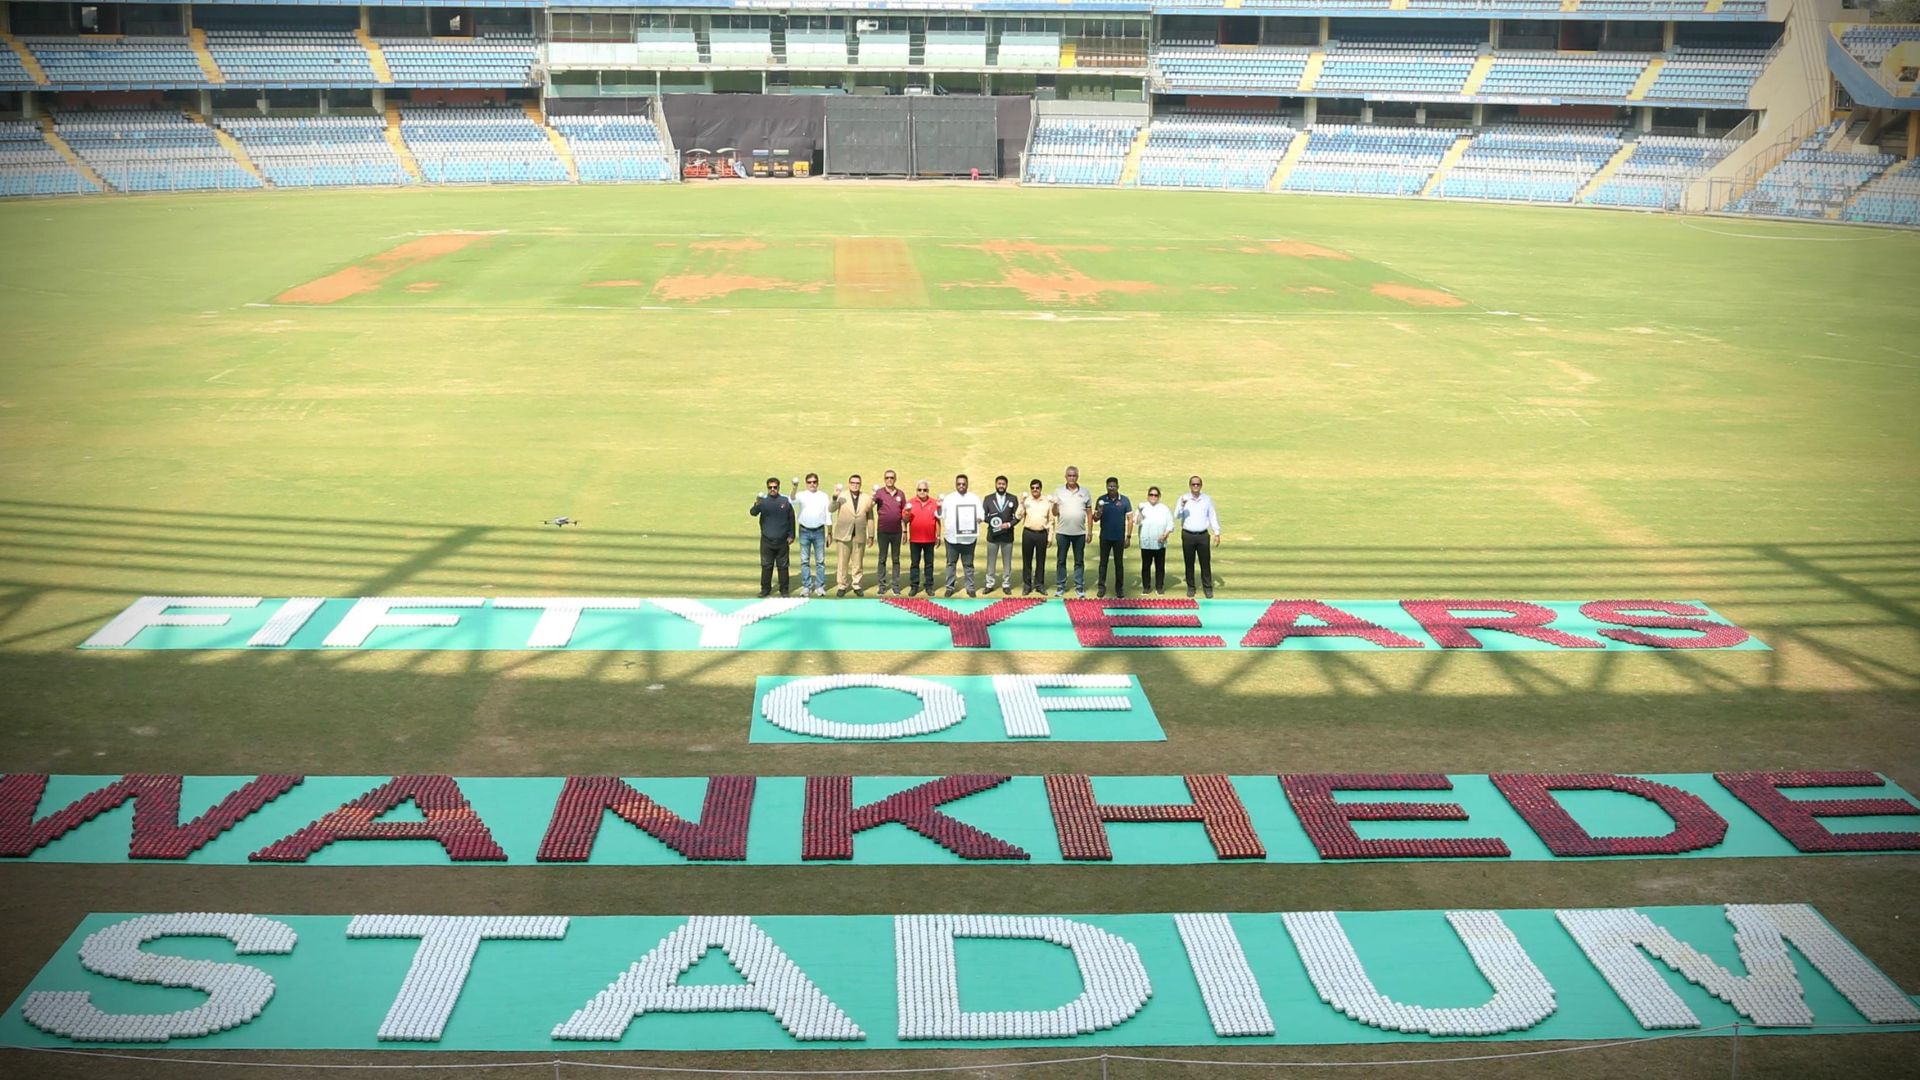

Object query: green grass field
[0,185,1916,1078]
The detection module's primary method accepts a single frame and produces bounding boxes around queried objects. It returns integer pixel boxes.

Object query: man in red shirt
[903,480,941,597]
[871,469,909,596]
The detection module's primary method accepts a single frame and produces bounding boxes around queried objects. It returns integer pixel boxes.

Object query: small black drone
[542,516,580,527]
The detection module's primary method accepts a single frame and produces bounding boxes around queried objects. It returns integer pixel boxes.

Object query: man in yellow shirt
[1017,479,1056,596]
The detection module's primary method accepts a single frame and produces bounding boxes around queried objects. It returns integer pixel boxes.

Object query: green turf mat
[748,675,1166,742]
[3,906,1914,1051]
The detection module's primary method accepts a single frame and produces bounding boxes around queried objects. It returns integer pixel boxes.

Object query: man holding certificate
[940,474,986,598]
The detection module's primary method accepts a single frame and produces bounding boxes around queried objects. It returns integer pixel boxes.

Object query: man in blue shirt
[1092,476,1133,599]
[749,477,797,597]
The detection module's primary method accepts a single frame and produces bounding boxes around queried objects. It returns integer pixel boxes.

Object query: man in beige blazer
[831,474,876,597]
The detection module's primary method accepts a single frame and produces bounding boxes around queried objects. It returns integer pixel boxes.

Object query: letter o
[762,676,965,740]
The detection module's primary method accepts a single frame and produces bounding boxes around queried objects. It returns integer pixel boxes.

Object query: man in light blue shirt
[1175,475,1222,598]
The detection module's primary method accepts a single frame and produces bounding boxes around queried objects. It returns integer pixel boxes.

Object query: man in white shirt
[1052,465,1093,598]
[792,472,833,598]
[1134,485,1177,595]
[1175,474,1222,598]
[940,474,985,598]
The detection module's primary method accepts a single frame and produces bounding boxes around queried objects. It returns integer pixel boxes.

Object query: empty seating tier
[26,36,207,87]
[1730,131,1896,220]
[1438,124,1623,204]
[1135,114,1295,191]
[205,30,377,86]
[550,115,675,183]
[1584,134,1738,209]
[54,109,262,192]
[0,119,98,196]
[1155,46,1310,93]
[1841,24,1920,66]
[1284,124,1458,197]
[1642,47,1765,104]
[398,107,569,184]
[1316,39,1477,96]
[1023,116,1140,186]
[1478,53,1646,99]
[1839,165,1920,227]
[378,35,537,86]
[218,115,410,188]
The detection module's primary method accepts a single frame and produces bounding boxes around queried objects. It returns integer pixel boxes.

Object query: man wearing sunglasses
[1175,475,1222,598]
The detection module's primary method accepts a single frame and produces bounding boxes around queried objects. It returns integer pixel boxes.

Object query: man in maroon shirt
[871,469,909,596]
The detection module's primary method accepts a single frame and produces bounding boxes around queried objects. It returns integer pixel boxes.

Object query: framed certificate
[955,504,980,535]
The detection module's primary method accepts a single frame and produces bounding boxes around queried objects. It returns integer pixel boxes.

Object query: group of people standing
[750,467,1223,600]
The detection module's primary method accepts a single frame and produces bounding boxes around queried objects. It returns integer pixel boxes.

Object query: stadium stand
[1154,44,1310,93]
[0,44,35,87]
[1839,24,1920,66]
[204,30,378,86]
[925,31,988,68]
[1729,124,1896,219]
[785,30,848,67]
[378,36,539,87]
[1315,30,1478,97]
[708,27,773,67]
[1282,123,1458,197]
[1640,46,1766,104]
[632,28,699,67]
[1022,115,1140,186]
[856,31,911,66]
[1135,113,1295,191]
[0,119,99,196]
[54,109,262,192]
[217,115,410,188]
[1840,162,1920,227]
[398,106,569,184]
[1476,53,1646,99]
[1583,134,1738,209]
[997,32,1061,70]
[1438,124,1624,204]
[550,115,675,183]
[25,36,208,88]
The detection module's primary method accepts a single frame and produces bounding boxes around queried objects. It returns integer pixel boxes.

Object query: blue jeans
[1055,534,1087,593]
[799,526,827,592]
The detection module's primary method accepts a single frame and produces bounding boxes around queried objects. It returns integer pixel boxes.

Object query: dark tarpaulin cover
[662,94,825,157]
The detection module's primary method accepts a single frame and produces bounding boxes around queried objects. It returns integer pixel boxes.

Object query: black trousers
[1182,531,1214,592]
[875,532,903,590]
[909,541,937,589]
[759,536,791,596]
[1098,539,1127,597]
[1140,547,1167,592]
[1021,528,1049,590]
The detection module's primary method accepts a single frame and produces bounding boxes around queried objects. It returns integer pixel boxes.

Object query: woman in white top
[1134,485,1177,594]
